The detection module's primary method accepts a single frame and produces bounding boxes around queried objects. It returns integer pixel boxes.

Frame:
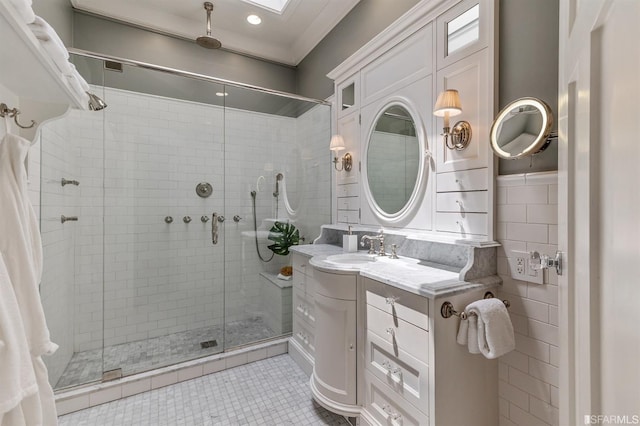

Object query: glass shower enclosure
[39,52,331,390]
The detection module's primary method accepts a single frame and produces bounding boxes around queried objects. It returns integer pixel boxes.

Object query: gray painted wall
[296,0,420,101]
[33,0,558,172]
[32,0,73,46]
[72,12,297,94]
[497,0,559,174]
[296,0,559,174]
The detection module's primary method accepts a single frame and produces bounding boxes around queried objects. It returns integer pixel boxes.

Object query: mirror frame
[490,97,553,159]
[362,99,428,224]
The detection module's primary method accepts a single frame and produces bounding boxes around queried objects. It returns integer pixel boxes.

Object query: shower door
[41,53,331,390]
[221,85,332,350]
[99,64,228,378]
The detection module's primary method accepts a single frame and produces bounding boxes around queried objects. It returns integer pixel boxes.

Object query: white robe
[0,129,58,425]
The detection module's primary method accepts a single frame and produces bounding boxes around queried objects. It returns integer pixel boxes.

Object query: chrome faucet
[361,229,386,256]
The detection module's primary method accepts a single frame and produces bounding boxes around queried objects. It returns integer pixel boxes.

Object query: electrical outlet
[509,250,544,284]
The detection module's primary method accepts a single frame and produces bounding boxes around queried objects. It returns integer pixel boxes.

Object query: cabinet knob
[386,327,395,337]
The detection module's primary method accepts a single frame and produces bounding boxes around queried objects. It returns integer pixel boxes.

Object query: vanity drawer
[337,183,359,197]
[292,253,309,274]
[366,330,429,414]
[436,168,488,192]
[294,273,313,297]
[292,316,315,356]
[436,191,488,213]
[364,371,429,426]
[435,212,488,236]
[337,210,359,224]
[364,278,429,330]
[310,267,357,301]
[294,289,316,328]
[337,197,359,210]
[366,304,429,364]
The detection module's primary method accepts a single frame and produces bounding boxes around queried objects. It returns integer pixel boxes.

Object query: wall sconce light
[433,89,472,150]
[329,134,353,172]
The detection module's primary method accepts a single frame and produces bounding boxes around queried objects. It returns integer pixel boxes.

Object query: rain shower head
[196,2,222,49]
[86,92,107,111]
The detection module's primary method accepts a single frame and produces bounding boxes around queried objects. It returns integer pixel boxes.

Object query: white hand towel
[456,314,480,354]
[66,64,91,93]
[457,298,515,359]
[7,0,35,24]
[28,16,73,75]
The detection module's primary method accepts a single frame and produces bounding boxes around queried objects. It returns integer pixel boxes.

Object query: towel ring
[440,291,511,320]
[0,103,36,129]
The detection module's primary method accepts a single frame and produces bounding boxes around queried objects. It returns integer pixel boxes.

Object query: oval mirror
[490,97,554,159]
[366,104,422,217]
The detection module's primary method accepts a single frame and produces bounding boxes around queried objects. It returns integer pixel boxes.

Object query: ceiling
[70,0,361,66]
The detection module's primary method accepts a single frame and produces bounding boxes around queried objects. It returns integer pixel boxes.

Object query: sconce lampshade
[329,134,346,151]
[433,89,463,117]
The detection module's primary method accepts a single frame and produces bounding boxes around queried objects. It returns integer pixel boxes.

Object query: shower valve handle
[212,212,219,245]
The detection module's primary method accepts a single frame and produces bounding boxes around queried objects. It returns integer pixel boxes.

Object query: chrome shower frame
[67,48,331,106]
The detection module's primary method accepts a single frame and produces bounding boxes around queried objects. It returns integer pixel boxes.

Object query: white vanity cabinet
[289,253,316,376]
[310,268,359,416]
[359,277,498,426]
[328,0,497,242]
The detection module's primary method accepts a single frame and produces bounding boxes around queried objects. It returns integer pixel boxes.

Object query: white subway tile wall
[497,172,559,426]
[39,86,330,386]
[39,117,79,386]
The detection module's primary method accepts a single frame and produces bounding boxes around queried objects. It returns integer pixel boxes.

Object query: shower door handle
[212,212,219,245]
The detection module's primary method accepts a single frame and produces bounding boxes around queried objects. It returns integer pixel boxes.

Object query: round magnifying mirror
[366,104,421,217]
[490,97,554,159]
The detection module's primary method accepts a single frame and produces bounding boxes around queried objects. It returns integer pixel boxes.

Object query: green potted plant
[267,222,300,279]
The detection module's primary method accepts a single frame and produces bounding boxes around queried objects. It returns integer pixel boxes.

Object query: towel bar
[440,291,510,320]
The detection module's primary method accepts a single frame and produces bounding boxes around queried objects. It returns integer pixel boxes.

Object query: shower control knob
[183,216,192,223]
[217,215,225,223]
[233,215,242,223]
[201,216,210,223]
[164,216,173,224]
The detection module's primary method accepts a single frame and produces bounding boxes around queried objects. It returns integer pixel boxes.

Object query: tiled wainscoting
[496,172,559,426]
[55,338,289,416]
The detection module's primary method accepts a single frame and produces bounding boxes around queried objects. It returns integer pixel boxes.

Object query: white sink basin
[325,252,378,266]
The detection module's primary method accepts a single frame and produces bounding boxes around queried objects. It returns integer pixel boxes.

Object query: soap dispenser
[343,226,357,252]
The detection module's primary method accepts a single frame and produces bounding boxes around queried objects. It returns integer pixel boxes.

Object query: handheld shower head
[273,173,284,198]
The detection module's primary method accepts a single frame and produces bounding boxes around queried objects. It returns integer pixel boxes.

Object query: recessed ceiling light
[247,14,262,25]
[216,92,229,97]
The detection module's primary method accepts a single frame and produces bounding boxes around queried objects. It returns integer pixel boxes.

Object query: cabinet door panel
[435,49,489,172]
[312,292,357,405]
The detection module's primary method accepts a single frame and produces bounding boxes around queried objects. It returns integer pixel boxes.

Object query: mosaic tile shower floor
[58,354,350,426]
[56,317,276,389]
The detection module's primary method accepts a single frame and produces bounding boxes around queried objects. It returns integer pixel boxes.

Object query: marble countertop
[291,244,500,298]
